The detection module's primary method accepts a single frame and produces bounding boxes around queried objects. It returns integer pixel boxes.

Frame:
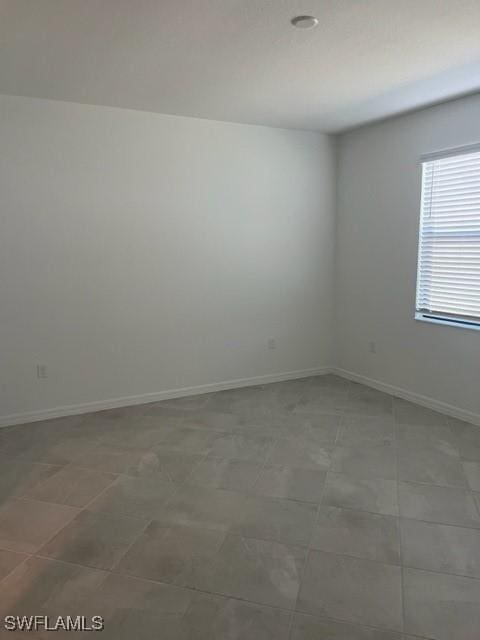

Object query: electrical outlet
[267,337,276,350]
[368,341,377,354]
[36,364,48,379]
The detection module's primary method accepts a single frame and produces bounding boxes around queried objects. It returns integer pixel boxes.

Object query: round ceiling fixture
[291,15,318,29]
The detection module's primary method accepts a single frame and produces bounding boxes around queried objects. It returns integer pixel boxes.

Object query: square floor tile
[462,461,480,491]
[398,482,480,528]
[116,521,226,585]
[0,556,107,618]
[0,498,78,553]
[232,496,317,546]
[7,434,93,466]
[0,462,63,502]
[141,400,190,418]
[158,427,218,454]
[208,433,276,462]
[337,415,395,446]
[268,439,332,470]
[177,591,230,640]
[94,576,287,640]
[448,422,480,462]
[345,385,393,417]
[93,570,195,613]
[209,598,291,640]
[26,466,116,507]
[118,413,184,438]
[395,423,457,453]
[85,404,147,422]
[273,413,340,443]
[403,567,480,640]
[87,474,176,519]
[166,393,213,410]
[291,613,403,640]
[266,377,313,409]
[448,417,480,434]
[331,442,397,480]
[189,534,306,609]
[474,492,480,513]
[72,445,148,474]
[323,472,398,516]
[204,386,272,417]
[0,549,27,581]
[125,449,204,483]
[158,485,248,532]
[397,439,466,488]
[118,589,290,640]
[254,465,326,503]
[38,510,147,570]
[86,572,205,639]
[393,399,449,426]
[293,388,348,415]
[401,518,480,578]
[308,375,350,390]
[297,550,403,631]
[311,506,400,564]
[294,375,349,409]
[182,409,249,433]
[5,377,477,639]
[187,457,261,492]
[98,417,178,450]
[455,438,480,463]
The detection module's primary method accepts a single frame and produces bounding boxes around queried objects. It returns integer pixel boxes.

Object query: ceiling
[1,0,480,132]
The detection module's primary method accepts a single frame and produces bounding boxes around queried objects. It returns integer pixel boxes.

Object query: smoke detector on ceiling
[291,15,319,29]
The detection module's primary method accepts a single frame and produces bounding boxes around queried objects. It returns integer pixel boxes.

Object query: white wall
[0,95,335,422]
[335,93,480,417]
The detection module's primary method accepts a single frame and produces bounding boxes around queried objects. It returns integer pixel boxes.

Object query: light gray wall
[0,95,336,421]
[335,93,480,416]
[3,91,478,424]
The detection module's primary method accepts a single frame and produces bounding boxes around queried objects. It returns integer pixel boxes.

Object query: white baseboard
[4,365,478,429]
[0,366,331,428]
[332,367,480,427]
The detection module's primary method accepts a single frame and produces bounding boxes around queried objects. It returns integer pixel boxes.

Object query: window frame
[415,142,480,332]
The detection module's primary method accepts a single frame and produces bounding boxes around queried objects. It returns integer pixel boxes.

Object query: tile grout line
[103,411,233,577]
[0,497,83,582]
[4,549,432,639]
[17,457,152,566]
[2,378,479,638]
[26,472,124,561]
[106,445,216,576]
[393,400,407,636]
[0,552,32,586]
[16,419,216,597]
[12,525,480,584]
[7,472,479,536]
[6,463,480,533]
[29,539,480,636]
[248,407,286,495]
[287,379,350,639]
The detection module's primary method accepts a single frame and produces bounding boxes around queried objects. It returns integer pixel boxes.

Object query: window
[416,144,480,329]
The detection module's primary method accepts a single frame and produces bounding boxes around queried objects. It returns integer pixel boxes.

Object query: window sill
[415,313,480,332]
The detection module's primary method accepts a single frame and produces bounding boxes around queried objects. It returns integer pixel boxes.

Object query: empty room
[1,1,480,638]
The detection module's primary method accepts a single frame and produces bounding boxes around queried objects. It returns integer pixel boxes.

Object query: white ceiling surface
[1,0,480,132]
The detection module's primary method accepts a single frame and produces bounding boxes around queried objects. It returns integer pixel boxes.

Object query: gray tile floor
[0,375,479,638]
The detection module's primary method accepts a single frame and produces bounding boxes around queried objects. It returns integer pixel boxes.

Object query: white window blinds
[416,145,480,328]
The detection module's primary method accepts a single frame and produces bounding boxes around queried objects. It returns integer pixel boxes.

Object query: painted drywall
[335,93,480,416]
[0,95,335,420]
[3,1,480,132]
